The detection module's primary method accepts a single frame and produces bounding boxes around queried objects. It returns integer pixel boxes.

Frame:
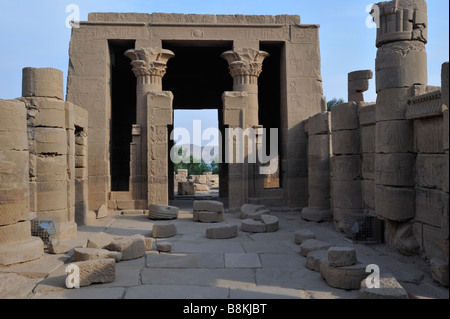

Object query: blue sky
[0,0,448,137]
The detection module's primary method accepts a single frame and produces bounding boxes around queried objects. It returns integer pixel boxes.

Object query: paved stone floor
[0,200,448,299]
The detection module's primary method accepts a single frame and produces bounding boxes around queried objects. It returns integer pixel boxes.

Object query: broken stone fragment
[66,258,115,288]
[156,241,172,253]
[360,273,409,299]
[206,225,238,239]
[152,223,177,239]
[193,200,224,213]
[148,204,179,220]
[294,229,316,245]
[241,219,266,233]
[95,204,108,219]
[320,259,367,290]
[74,248,122,262]
[306,250,328,272]
[104,236,146,261]
[328,247,357,267]
[197,211,224,223]
[261,215,279,232]
[240,204,267,219]
[299,239,335,257]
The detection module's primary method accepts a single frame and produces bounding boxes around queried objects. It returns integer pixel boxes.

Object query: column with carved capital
[221,48,269,128]
[125,48,175,202]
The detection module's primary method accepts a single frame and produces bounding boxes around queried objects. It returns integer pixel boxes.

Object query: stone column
[125,48,175,203]
[373,0,428,254]
[0,99,44,265]
[221,48,269,128]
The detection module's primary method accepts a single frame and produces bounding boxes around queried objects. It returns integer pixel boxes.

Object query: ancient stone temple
[66,13,324,212]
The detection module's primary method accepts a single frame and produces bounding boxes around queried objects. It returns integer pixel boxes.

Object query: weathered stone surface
[156,241,173,253]
[360,273,409,299]
[193,200,224,213]
[328,247,357,267]
[241,219,266,233]
[240,204,266,219]
[178,181,195,195]
[414,117,444,154]
[375,153,415,187]
[331,155,361,181]
[206,225,238,239]
[362,153,375,180]
[375,185,415,222]
[0,221,33,245]
[430,257,449,287]
[194,183,210,192]
[385,220,420,256]
[22,68,64,100]
[299,239,335,257]
[152,223,177,239]
[104,237,146,260]
[67,258,115,288]
[361,125,376,153]
[376,120,413,154]
[332,130,360,155]
[415,154,448,191]
[443,108,449,151]
[261,215,279,232]
[359,103,376,126]
[415,188,447,228]
[245,210,271,221]
[148,204,179,220]
[320,260,367,290]
[294,229,316,245]
[308,112,330,135]
[197,211,224,223]
[74,248,122,262]
[308,135,330,157]
[95,204,108,219]
[423,225,443,260]
[362,180,375,210]
[331,102,359,131]
[0,237,43,266]
[301,208,333,222]
[306,249,328,272]
[332,181,363,209]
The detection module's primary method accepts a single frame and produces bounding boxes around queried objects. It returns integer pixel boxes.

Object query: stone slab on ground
[306,250,329,272]
[206,225,238,239]
[300,239,335,257]
[295,229,316,245]
[148,204,179,220]
[328,247,357,267]
[320,260,367,290]
[74,248,122,262]
[241,219,266,233]
[240,204,267,219]
[0,273,40,299]
[156,241,173,253]
[225,253,262,268]
[261,215,279,232]
[196,211,224,223]
[193,200,224,213]
[67,258,115,288]
[104,236,146,260]
[152,223,177,239]
[360,273,409,299]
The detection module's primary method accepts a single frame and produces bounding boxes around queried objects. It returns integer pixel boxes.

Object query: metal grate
[30,217,59,249]
[344,213,384,244]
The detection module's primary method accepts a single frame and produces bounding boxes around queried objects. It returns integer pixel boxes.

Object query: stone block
[34,127,67,155]
[362,180,375,210]
[358,103,376,126]
[240,204,267,219]
[148,204,179,220]
[156,241,173,253]
[306,250,328,273]
[152,223,177,239]
[193,200,224,213]
[308,135,330,157]
[443,62,449,109]
[423,225,443,260]
[415,188,447,228]
[361,125,376,154]
[320,260,367,290]
[430,257,449,287]
[299,239,335,257]
[104,237,146,261]
[385,220,420,256]
[308,112,330,135]
[261,215,279,232]
[376,120,413,154]
[22,68,64,100]
[332,181,363,209]
[294,229,316,245]
[244,210,271,221]
[375,153,415,187]
[206,225,238,239]
[362,153,375,180]
[95,204,108,219]
[0,200,29,226]
[331,102,359,131]
[415,154,448,191]
[32,98,66,128]
[332,130,360,155]
[241,219,266,233]
[331,155,361,181]
[0,99,27,133]
[375,185,415,222]
[360,273,409,299]
[35,155,67,182]
[177,181,195,195]
[67,258,115,288]
[301,208,333,222]
[414,117,444,154]
[375,87,410,121]
[194,184,210,192]
[74,248,122,262]
[0,237,43,266]
[443,109,449,151]
[197,211,224,223]
[0,221,32,245]
[328,247,357,267]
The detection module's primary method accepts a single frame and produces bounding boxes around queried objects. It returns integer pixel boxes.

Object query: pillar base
[0,237,44,266]
[301,207,333,223]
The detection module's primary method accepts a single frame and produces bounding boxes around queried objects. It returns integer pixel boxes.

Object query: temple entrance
[162,41,233,204]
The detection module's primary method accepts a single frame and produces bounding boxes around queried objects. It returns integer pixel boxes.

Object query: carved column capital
[221,48,270,85]
[125,47,175,84]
